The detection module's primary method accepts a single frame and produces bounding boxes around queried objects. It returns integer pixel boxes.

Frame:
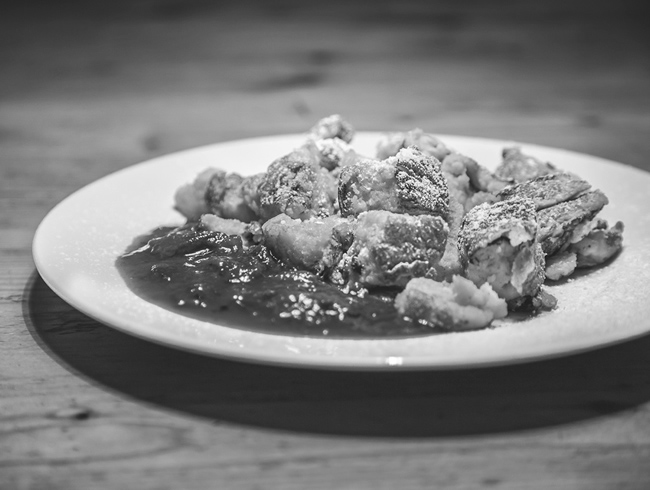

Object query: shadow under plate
[23,271,650,438]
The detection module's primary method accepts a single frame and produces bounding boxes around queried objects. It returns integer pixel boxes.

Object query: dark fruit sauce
[116,224,437,338]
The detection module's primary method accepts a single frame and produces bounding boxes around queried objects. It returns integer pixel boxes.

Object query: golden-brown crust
[497,172,591,210]
[537,190,609,255]
[458,197,538,260]
[257,146,337,221]
[326,210,448,287]
[394,147,449,217]
[338,146,449,218]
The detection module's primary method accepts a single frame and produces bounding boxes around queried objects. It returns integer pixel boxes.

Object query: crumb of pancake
[199,214,247,235]
[310,114,355,143]
[338,146,449,218]
[257,146,337,221]
[571,220,624,268]
[199,214,263,247]
[395,275,507,331]
[545,250,578,281]
[458,198,545,304]
[497,172,591,210]
[174,167,222,220]
[327,210,448,287]
[495,147,558,183]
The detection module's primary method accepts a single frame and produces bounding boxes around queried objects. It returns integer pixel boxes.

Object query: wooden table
[3,1,650,488]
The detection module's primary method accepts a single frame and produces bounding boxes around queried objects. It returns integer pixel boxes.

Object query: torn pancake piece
[448,153,510,194]
[571,220,624,268]
[458,197,546,305]
[327,210,448,288]
[497,172,591,210]
[262,214,347,271]
[174,167,222,221]
[307,137,358,171]
[495,147,558,183]
[537,190,609,256]
[338,146,449,218]
[429,189,465,281]
[376,128,452,161]
[310,114,355,143]
[206,171,263,222]
[395,276,507,331]
[441,154,497,214]
[257,146,337,221]
[544,219,624,281]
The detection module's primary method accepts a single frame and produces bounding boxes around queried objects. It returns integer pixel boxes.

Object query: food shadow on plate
[544,247,624,287]
[24,271,650,438]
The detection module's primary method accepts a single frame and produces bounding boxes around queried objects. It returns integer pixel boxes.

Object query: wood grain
[2,1,650,488]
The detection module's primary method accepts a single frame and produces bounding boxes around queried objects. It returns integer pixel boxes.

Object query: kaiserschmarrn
[122,114,624,335]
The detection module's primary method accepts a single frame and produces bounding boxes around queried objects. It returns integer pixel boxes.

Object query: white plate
[33,132,650,370]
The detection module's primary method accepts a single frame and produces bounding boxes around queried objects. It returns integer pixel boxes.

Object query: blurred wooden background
[2,1,650,489]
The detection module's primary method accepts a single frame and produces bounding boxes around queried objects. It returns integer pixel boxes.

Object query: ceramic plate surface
[33,132,650,369]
